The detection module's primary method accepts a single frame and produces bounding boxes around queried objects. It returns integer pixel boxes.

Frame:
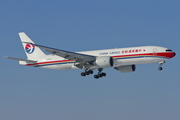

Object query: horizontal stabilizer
[4,57,37,62]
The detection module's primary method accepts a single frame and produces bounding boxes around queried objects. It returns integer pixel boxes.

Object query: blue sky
[1,0,180,120]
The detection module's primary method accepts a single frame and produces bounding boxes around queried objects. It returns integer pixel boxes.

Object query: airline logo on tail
[25,44,35,54]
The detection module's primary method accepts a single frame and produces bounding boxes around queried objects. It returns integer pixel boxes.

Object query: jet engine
[115,65,136,73]
[94,56,114,68]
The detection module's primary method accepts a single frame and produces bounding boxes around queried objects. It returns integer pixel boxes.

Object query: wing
[24,42,96,62]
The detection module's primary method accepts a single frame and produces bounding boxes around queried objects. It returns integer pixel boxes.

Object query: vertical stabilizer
[19,32,46,59]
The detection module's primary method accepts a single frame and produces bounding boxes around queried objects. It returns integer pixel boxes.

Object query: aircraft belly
[143,57,169,64]
[115,57,169,66]
[55,64,73,70]
[40,63,73,70]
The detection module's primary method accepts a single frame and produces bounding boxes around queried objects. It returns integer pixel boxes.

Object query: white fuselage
[22,46,175,70]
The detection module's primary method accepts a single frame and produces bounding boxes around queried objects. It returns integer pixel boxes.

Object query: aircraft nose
[174,52,176,57]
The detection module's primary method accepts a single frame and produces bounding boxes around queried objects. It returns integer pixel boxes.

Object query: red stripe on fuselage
[26,59,74,66]
[112,52,175,58]
[156,52,175,58]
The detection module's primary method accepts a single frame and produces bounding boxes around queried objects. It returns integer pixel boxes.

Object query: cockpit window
[166,49,172,52]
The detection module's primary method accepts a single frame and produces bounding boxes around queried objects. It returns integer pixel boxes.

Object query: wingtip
[18,32,26,35]
[19,32,25,34]
[4,56,8,59]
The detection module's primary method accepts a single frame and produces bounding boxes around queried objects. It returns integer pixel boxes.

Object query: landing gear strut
[94,68,106,79]
[158,61,165,70]
[81,69,93,76]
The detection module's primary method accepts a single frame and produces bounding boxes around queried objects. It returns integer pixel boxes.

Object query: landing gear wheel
[94,75,99,79]
[101,72,106,77]
[98,74,102,78]
[81,72,86,76]
[81,69,94,77]
[93,68,107,79]
[85,71,89,75]
[158,67,163,70]
[88,70,93,74]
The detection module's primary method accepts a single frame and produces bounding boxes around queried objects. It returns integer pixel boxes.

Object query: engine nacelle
[94,56,114,68]
[115,65,136,73]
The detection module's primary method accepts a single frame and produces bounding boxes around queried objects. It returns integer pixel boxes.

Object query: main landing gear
[80,68,107,79]
[81,69,93,76]
[158,61,165,70]
[94,68,106,79]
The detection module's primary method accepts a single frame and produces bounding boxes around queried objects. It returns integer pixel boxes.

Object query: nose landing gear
[158,61,165,70]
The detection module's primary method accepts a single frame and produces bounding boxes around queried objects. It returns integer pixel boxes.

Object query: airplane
[5,32,176,79]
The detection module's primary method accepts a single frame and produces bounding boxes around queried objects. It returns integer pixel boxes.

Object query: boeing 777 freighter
[5,32,176,79]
